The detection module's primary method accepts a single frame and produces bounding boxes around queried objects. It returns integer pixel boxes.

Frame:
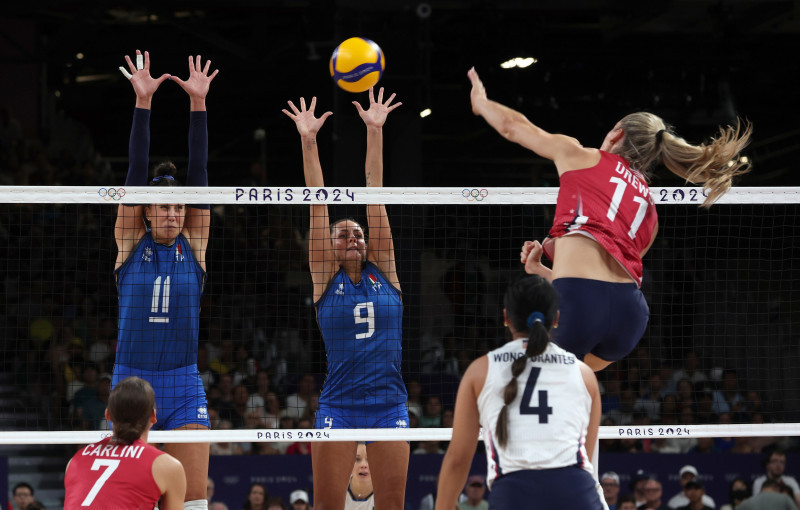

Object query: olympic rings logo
[98,188,126,201]
[462,188,489,202]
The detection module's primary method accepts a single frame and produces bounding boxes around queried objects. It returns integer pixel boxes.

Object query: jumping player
[64,376,186,510]
[436,276,604,510]
[282,87,408,510]
[467,67,752,372]
[114,49,218,509]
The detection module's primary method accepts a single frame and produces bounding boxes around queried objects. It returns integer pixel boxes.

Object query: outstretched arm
[173,55,219,269]
[115,49,171,269]
[353,87,402,289]
[283,97,335,299]
[468,68,591,173]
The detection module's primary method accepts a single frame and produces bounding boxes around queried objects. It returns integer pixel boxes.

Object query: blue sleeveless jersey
[315,262,407,407]
[115,233,205,371]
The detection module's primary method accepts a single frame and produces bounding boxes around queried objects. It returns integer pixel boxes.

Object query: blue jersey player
[283,88,408,510]
[114,49,217,510]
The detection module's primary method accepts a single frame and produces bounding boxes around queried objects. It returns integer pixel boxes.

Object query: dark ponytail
[495,275,558,448]
[107,376,155,445]
[150,161,180,187]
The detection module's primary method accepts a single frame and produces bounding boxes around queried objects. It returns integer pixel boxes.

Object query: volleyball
[329,37,385,93]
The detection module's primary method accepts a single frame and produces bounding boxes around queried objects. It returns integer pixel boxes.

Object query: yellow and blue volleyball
[329,37,385,93]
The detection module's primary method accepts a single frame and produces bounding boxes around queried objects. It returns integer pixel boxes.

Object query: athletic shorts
[552,277,649,362]
[314,403,409,430]
[112,364,210,430]
[490,467,604,510]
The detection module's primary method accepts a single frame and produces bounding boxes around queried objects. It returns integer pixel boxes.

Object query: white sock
[184,499,209,510]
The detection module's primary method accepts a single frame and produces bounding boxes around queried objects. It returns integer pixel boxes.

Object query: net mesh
[0,186,798,444]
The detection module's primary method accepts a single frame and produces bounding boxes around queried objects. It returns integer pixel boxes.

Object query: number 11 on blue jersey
[149,276,170,323]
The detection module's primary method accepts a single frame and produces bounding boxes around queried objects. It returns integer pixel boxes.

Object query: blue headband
[152,175,175,183]
[526,311,546,329]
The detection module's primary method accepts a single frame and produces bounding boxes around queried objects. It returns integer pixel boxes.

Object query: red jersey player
[64,377,186,510]
[467,67,751,372]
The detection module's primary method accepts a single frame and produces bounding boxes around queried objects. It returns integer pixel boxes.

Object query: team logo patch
[368,274,381,291]
[175,244,184,262]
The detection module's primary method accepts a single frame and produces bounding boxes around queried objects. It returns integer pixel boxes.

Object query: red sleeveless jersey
[64,437,164,509]
[542,151,658,286]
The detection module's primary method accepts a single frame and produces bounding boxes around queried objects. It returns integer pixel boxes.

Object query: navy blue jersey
[115,233,205,370]
[315,262,407,407]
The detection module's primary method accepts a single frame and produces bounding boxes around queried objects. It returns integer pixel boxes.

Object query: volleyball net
[0,186,798,445]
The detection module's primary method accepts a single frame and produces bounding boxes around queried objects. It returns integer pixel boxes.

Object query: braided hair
[494,275,558,448]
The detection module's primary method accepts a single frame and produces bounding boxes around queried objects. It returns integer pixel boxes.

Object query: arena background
[1,1,800,509]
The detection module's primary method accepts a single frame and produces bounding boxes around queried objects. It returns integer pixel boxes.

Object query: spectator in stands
[630,470,649,508]
[419,395,443,428]
[266,498,286,510]
[601,472,621,510]
[406,379,424,420]
[737,480,797,510]
[263,391,281,428]
[676,480,713,510]
[207,476,215,502]
[640,478,669,510]
[670,351,708,393]
[77,372,111,429]
[711,370,745,416]
[720,478,750,510]
[458,475,488,510]
[618,495,637,510]
[211,373,235,415]
[752,449,800,506]
[286,417,313,454]
[222,384,250,429]
[667,465,716,509]
[247,369,271,411]
[12,482,35,510]
[289,490,311,510]
[242,483,269,510]
[284,373,316,419]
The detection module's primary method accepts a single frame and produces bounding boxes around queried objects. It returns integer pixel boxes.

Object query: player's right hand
[120,50,171,99]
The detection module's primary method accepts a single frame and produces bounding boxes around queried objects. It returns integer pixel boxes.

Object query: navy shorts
[112,364,210,430]
[314,403,409,430]
[552,277,649,362]
[490,467,604,510]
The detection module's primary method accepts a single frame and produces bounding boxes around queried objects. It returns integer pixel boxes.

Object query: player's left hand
[521,240,545,275]
[353,87,401,128]
[172,55,219,100]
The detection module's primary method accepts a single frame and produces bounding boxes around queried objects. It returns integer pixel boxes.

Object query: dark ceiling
[2,1,799,187]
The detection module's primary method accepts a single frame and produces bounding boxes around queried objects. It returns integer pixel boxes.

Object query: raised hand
[467,67,488,115]
[120,50,171,102]
[353,87,401,129]
[172,55,219,102]
[282,97,333,138]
